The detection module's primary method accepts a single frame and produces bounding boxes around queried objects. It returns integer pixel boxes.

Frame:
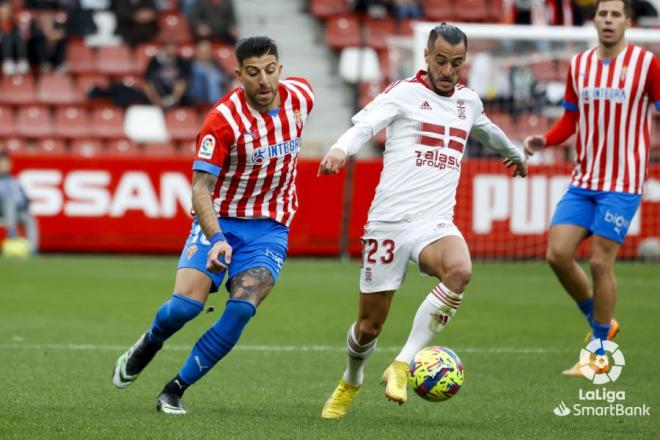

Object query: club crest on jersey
[250,137,301,166]
[198,134,215,159]
[294,110,303,131]
[456,100,466,120]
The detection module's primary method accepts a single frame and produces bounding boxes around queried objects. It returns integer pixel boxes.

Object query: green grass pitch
[1,256,658,439]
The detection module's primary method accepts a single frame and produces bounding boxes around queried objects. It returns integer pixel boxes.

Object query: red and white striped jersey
[192,77,314,226]
[563,44,660,194]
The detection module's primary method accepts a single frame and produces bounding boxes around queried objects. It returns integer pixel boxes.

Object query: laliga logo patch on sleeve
[198,134,216,159]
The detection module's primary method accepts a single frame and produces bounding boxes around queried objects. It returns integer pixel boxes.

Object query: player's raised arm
[471,115,528,177]
[318,88,401,176]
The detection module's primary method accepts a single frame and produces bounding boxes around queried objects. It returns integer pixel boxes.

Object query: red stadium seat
[134,43,160,73]
[0,106,16,137]
[76,73,110,101]
[177,140,196,157]
[325,14,361,49]
[54,106,91,139]
[516,113,548,139]
[36,73,77,105]
[114,74,144,90]
[70,138,105,157]
[166,108,200,141]
[365,17,395,51]
[310,0,350,19]
[213,44,238,73]
[66,40,95,74]
[36,138,67,154]
[179,44,195,60]
[358,81,385,108]
[0,75,36,105]
[142,142,178,157]
[95,46,135,75]
[421,0,455,21]
[157,13,192,44]
[16,106,54,138]
[0,137,26,154]
[91,107,125,138]
[453,0,488,22]
[487,112,516,138]
[106,138,140,156]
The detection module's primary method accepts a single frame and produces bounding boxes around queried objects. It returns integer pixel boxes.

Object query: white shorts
[359,219,464,293]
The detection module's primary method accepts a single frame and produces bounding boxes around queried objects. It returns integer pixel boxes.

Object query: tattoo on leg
[229,268,275,306]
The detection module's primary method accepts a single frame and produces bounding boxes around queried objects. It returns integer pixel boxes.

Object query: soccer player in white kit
[318,23,528,419]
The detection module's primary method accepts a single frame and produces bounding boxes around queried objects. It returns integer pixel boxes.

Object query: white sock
[342,322,376,386]
[395,283,463,364]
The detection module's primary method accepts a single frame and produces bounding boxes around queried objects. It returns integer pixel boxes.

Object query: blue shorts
[550,185,641,244]
[177,217,288,293]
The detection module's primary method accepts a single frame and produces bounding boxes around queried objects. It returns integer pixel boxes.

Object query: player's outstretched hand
[523,135,546,157]
[206,240,232,273]
[318,148,347,176]
[502,158,528,177]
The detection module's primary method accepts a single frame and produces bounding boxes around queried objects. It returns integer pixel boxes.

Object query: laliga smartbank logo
[552,341,651,417]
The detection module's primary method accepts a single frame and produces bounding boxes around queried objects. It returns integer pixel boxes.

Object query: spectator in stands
[60,0,99,38]
[391,0,422,20]
[352,0,389,18]
[188,0,237,44]
[28,9,69,72]
[0,0,30,75]
[144,39,190,108]
[0,150,39,254]
[185,39,229,105]
[112,0,159,46]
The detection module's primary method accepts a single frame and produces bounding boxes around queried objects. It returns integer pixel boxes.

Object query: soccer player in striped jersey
[112,36,314,414]
[524,0,659,375]
[318,24,527,419]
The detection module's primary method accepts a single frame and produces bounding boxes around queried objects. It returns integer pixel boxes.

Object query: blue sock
[576,298,593,323]
[148,293,204,346]
[178,299,256,385]
[591,320,611,356]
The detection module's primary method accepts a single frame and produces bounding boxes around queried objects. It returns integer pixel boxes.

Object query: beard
[426,67,455,96]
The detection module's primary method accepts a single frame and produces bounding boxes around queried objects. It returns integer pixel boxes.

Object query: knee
[589,255,612,277]
[356,319,383,344]
[546,246,574,270]
[442,264,472,293]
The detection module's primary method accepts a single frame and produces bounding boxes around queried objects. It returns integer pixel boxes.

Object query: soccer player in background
[318,23,528,419]
[112,36,314,414]
[524,0,659,376]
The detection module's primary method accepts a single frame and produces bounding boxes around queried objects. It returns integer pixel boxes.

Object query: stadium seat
[213,44,238,73]
[179,44,195,59]
[453,0,489,22]
[16,106,54,138]
[0,75,36,105]
[421,0,455,21]
[106,138,140,156]
[516,113,549,139]
[95,46,135,75]
[166,108,200,141]
[488,0,506,22]
[66,40,95,74]
[365,17,395,51]
[339,47,382,83]
[54,106,91,139]
[358,81,385,108]
[142,142,178,157]
[134,43,160,73]
[36,138,67,155]
[115,74,144,90]
[75,73,110,102]
[310,0,350,19]
[177,140,196,157]
[0,137,26,154]
[0,107,16,137]
[487,112,516,138]
[325,14,362,49]
[70,138,105,157]
[531,60,563,83]
[157,13,192,44]
[36,73,78,105]
[91,107,125,138]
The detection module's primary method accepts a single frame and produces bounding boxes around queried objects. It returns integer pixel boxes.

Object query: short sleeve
[192,112,234,176]
[645,55,660,111]
[562,64,579,112]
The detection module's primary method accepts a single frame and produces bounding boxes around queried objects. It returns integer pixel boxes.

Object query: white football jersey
[338,70,518,223]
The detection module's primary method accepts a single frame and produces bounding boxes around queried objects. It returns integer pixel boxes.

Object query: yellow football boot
[381,360,409,404]
[321,379,361,419]
[562,319,620,376]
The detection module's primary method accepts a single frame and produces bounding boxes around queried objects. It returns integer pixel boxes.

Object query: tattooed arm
[192,170,232,272]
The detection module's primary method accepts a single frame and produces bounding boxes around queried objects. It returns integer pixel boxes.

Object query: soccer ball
[2,237,31,258]
[408,345,464,402]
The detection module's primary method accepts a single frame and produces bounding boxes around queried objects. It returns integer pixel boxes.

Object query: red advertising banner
[7,156,660,258]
